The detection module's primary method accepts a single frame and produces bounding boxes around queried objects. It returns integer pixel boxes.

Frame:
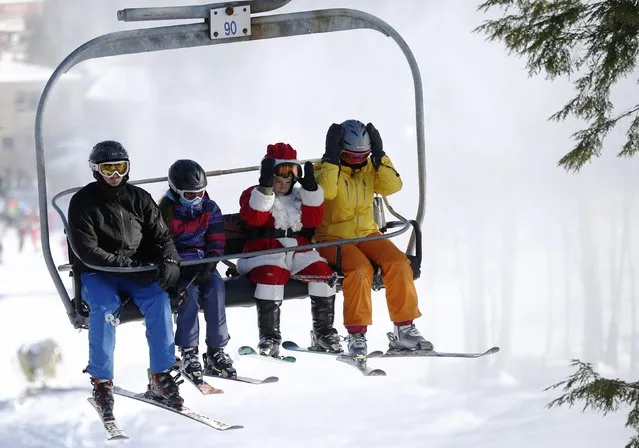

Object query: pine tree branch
[545,359,639,447]
[475,0,639,171]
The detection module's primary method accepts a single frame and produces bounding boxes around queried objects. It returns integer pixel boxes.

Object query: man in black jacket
[68,140,182,418]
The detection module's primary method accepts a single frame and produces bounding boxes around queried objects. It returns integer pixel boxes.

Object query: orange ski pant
[318,236,422,327]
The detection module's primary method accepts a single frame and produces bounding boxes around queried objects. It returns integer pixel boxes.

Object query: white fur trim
[255,284,285,301]
[236,253,288,275]
[291,250,328,274]
[274,158,301,166]
[272,189,303,231]
[249,188,275,212]
[299,185,324,207]
[308,281,335,297]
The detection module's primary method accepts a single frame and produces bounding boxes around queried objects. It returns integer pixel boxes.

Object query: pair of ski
[237,342,386,376]
[177,355,279,396]
[90,363,279,440]
[88,386,242,441]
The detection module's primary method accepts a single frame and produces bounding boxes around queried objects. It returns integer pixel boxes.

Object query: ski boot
[146,369,184,409]
[388,324,433,351]
[258,337,282,357]
[309,295,343,353]
[90,377,115,420]
[256,299,282,358]
[179,346,203,383]
[203,347,237,378]
[346,333,368,358]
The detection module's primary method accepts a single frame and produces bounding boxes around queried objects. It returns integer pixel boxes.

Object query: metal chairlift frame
[34,0,427,329]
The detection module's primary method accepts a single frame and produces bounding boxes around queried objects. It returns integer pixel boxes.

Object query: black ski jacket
[67,181,178,273]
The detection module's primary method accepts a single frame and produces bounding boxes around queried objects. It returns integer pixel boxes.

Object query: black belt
[250,227,299,239]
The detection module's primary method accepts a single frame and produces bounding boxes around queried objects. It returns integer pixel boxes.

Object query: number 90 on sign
[209,6,252,40]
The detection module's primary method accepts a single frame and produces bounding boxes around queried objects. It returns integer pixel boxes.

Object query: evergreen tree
[475,0,639,171]
[545,360,639,447]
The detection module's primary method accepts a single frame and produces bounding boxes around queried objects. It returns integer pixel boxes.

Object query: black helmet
[89,140,129,164]
[168,159,207,192]
[89,140,130,186]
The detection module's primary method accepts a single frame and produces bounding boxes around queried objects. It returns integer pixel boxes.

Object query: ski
[112,386,243,431]
[367,345,500,359]
[180,370,224,395]
[336,354,387,377]
[174,358,224,395]
[283,340,386,376]
[282,340,344,356]
[87,397,129,440]
[202,369,279,385]
[237,345,296,363]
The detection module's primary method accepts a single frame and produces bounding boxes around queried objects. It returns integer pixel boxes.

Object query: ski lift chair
[36,1,427,330]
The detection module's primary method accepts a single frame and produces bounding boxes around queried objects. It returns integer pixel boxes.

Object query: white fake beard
[271,188,303,231]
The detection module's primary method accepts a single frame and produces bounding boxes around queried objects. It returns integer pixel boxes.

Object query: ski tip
[261,376,279,384]
[366,351,384,358]
[226,424,245,430]
[238,346,257,356]
[281,356,296,363]
[281,341,300,350]
[485,346,500,355]
[367,369,387,376]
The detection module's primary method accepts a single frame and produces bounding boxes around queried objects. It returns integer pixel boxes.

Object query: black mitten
[323,123,343,165]
[299,161,318,191]
[159,256,181,290]
[195,262,218,286]
[259,158,276,188]
[366,122,386,167]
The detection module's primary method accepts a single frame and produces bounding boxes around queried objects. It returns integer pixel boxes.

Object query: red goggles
[274,162,301,178]
[341,150,370,165]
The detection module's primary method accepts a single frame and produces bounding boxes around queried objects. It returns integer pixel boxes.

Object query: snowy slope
[0,232,630,448]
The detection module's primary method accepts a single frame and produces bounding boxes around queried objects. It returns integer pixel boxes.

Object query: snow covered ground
[0,231,630,448]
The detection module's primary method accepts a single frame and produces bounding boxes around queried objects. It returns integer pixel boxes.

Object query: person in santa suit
[237,143,343,357]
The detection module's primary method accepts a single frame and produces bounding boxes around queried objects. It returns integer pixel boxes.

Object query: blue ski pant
[175,270,230,349]
[81,272,176,380]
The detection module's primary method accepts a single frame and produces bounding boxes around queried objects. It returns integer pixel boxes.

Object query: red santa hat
[264,142,301,167]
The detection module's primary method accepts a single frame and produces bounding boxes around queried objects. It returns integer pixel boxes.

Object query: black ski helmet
[89,140,130,184]
[168,159,207,192]
[340,119,371,153]
[89,140,129,164]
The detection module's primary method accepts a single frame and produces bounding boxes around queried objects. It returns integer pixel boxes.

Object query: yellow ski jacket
[313,155,402,241]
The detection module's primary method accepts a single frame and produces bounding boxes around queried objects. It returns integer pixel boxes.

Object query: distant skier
[238,143,342,357]
[17,338,62,384]
[314,120,433,357]
[158,159,236,381]
[67,140,183,420]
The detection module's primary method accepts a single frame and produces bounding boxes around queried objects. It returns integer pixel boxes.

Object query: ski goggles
[90,160,130,178]
[273,162,301,178]
[174,186,206,201]
[340,149,370,165]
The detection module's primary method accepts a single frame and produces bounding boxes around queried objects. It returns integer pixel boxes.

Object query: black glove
[115,255,138,268]
[159,256,181,290]
[323,123,343,165]
[259,157,276,188]
[366,122,386,167]
[298,161,318,191]
[195,262,217,286]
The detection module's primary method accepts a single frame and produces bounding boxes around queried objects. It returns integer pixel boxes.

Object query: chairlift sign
[209,6,251,40]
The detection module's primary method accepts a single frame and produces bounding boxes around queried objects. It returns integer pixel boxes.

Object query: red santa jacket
[236,184,325,274]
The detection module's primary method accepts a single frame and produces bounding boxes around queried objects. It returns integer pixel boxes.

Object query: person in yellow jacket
[314,119,433,357]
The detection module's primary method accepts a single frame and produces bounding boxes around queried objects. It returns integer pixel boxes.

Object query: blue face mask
[179,195,203,207]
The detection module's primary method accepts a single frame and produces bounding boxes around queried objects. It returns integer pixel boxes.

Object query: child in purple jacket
[158,159,235,381]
